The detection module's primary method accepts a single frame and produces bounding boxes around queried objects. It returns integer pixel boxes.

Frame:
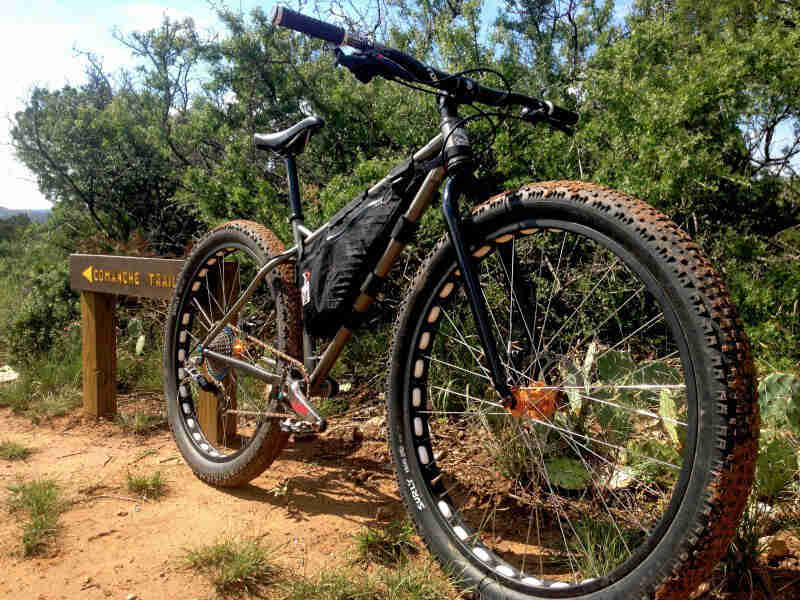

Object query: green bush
[720,229,800,371]
[0,328,82,421]
[0,223,77,367]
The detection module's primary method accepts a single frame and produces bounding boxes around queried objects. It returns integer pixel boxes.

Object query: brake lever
[334,48,375,83]
[520,106,574,136]
[334,47,415,86]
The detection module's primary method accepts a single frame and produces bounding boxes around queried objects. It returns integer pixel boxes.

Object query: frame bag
[299,158,423,337]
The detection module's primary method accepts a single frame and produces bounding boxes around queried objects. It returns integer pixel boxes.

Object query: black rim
[170,239,283,462]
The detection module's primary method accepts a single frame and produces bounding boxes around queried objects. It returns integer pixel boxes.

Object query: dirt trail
[0,407,403,600]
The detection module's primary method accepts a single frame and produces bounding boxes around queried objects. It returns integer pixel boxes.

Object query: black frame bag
[299,158,423,337]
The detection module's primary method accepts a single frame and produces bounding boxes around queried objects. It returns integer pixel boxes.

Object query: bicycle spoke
[425,355,493,382]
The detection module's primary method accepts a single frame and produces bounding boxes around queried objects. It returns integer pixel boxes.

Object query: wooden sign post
[195,262,239,445]
[69,254,183,418]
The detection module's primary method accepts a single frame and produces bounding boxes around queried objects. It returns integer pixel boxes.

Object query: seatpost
[284,155,304,249]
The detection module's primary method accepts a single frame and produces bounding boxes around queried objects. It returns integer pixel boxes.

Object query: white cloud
[0,5,222,210]
[0,23,106,210]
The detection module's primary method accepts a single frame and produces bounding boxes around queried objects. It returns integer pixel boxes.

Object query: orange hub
[508,382,561,421]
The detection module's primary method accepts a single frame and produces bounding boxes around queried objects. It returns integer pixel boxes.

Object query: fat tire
[164,220,302,487]
[387,182,758,599]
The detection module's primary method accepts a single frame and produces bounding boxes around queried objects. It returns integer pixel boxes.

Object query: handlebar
[271,6,579,130]
[272,6,345,45]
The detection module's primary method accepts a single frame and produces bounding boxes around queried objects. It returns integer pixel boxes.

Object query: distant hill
[0,206,51,223]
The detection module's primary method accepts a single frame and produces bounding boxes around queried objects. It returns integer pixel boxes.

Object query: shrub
[7,478,65,556]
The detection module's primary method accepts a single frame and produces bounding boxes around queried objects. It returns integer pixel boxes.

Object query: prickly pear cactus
[758,373,800,431]
[545,457,590,491]
[756,435,797,500]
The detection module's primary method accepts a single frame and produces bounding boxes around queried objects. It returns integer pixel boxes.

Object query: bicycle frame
[198,100,514,413]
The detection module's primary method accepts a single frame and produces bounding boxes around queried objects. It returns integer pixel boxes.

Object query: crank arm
[441,175,513,404]
[288,378,327,431]
[201,348,282,384]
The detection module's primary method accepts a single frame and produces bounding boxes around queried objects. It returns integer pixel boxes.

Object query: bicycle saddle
[253,115,325,155]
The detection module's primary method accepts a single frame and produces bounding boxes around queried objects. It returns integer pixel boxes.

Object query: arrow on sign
[82,266,93,283]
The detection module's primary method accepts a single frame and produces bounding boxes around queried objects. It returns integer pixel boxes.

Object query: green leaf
[544,457,590,491]
[582,341,599,383]
[756,435,797,500]
[596,350,635,382]
[626,439,680,487]
[559,361,583,413]
[758,373,800,432]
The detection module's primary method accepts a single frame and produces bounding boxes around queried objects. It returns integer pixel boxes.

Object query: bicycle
[163,7,759,599]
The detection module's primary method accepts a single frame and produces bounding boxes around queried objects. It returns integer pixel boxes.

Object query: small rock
[608,467,634,490]
[0,365,19,383]
[126,594,137,600]
[760,531,800,563]
[117,511,128,517]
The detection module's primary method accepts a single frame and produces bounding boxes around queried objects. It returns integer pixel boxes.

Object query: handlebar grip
[272,6,345,45]
[545,101,579,126]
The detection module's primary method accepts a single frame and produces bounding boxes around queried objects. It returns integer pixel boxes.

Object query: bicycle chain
[236,328,307,375]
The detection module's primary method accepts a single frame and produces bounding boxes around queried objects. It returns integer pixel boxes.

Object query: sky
[0,0,621,211]
[0,1,267,210]
[1,1,794,211]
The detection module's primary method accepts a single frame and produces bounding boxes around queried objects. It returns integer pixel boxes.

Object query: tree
[11,21,205,255]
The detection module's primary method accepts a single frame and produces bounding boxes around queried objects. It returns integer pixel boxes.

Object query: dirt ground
[0,404,404,600]
[3,401,800,600]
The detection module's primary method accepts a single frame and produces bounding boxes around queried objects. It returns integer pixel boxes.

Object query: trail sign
[69,254,183,300]
[69,254,185,418]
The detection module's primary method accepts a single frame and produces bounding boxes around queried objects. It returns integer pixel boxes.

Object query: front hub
[507,382,564,421]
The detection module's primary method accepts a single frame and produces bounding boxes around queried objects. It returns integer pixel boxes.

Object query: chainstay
[237,329,307,374]
[223,409,295,418]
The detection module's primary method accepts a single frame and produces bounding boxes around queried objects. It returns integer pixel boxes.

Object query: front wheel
[387,182,758,599]
[164,220,302,487]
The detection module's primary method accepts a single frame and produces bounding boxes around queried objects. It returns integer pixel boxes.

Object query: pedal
[279,417,317,435]
[186,364,218,393]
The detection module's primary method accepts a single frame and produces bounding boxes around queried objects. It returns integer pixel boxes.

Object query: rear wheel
[164,220,302,487]
[387,182,758,598]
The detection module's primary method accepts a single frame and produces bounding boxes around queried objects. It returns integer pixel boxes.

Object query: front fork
[441,175,514,406]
